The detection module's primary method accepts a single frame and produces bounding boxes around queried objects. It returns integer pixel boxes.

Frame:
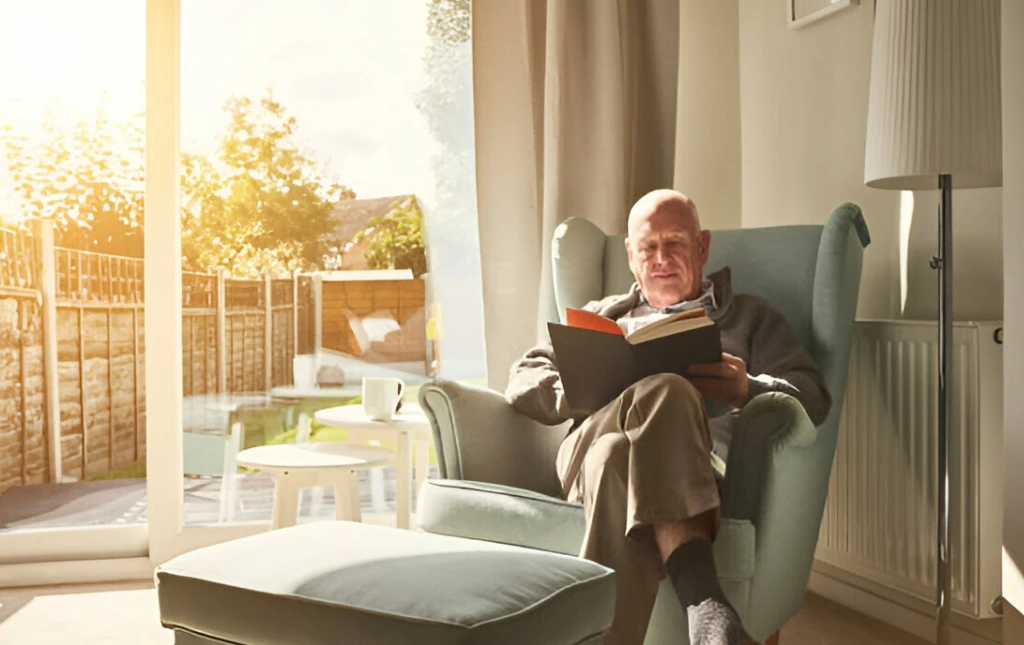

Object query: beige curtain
[472,0,741,390]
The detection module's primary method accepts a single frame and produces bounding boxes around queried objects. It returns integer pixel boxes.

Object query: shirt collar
[639,278,717,315]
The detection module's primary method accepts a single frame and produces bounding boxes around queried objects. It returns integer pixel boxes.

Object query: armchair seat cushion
[418,479,586,556]
[417,480,755,597]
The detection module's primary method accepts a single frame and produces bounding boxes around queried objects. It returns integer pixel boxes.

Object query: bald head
[624,189,710,309]
[627,189,700,241]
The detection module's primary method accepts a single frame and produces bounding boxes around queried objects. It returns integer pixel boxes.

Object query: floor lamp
[864,2,1002,643]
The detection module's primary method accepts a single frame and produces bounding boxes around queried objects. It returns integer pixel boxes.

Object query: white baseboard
[0,557,153,589]
[808,565,1001,645]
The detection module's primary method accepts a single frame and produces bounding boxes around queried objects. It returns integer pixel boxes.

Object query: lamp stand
[933,173,953,645]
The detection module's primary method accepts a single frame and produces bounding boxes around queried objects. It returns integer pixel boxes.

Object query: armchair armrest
[719,392,818,518]
[418,379,569,498]
[718,392,833,637]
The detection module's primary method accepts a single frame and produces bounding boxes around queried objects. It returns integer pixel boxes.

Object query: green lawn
[88,459,148,481]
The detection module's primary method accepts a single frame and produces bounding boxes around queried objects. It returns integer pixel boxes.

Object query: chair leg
[221,420,243,522]
[295,413,324,517]
[347,470,362,523]
[310,485,325,516]
[334,470,362,522]
[764,630,780,645]
[370,468,387,512]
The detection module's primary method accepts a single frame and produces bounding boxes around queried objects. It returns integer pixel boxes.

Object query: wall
[738,0,1003,322]
[1008,604,1024,645]
[1003,0,1024,638]
[673,0,742,230]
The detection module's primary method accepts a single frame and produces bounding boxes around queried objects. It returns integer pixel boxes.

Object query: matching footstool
[155,521,615,645]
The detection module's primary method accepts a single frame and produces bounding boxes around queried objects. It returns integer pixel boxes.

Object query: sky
[0,0,435,218]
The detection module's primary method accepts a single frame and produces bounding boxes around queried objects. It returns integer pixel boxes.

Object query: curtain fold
[473,0,734,391]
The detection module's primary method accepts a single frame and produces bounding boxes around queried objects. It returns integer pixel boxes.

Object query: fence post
[216,268,227,394]
[264,274,273,392]
[292,272,299,359]
[34,219,63,483]
[313,273,323,352]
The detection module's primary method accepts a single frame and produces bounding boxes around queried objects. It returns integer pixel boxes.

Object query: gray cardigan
[504,267,832,440]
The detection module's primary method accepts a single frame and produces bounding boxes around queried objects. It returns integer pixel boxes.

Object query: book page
[626,311,713,344]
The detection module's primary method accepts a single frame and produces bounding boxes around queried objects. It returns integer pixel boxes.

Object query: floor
[0,466,436,531]
[0,580,929,645]
[781,593,929,644]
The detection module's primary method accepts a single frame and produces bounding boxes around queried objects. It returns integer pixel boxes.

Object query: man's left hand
[686,353,749,406]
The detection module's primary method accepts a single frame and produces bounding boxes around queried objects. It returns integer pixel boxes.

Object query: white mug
[293,355,319,389]
[363,377,405,421]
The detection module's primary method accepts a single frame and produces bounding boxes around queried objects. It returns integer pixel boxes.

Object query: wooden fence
[181,272,315,397]
[322,278,426,363]
[0,225,48,492]
[0,223,428,494]
[0,222,317,492]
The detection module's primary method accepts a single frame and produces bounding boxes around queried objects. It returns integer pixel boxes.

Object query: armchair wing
[714,205,869,638]
[418,379,567,498]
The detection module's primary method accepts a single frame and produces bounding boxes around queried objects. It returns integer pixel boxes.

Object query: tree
[2,97,146,256]
[425,0,470,46]
[414,0,478,274]
[352,196,427,277]
[3,90,353,276]
[413,0,488,375]
[181,91,355,276]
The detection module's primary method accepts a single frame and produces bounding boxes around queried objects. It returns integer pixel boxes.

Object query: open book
[548,307,722,415]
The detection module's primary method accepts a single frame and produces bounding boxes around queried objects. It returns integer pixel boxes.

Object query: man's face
[625,206,710,310]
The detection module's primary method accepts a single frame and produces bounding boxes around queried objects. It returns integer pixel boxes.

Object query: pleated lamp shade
[864,0,1003,190]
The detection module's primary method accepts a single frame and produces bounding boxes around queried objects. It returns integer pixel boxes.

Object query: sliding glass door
[148,0,487,563]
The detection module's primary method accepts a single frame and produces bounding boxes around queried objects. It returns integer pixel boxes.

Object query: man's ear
[700,230,711,262]
[624,237,639,276]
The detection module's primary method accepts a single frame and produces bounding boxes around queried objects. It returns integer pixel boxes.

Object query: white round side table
[236,443,393,529]
[314,403,433,529]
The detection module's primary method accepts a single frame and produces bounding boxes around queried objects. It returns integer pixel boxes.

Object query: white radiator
[815,320,1004,619]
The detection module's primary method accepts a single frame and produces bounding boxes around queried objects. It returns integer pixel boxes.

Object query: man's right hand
[685,353,749,407]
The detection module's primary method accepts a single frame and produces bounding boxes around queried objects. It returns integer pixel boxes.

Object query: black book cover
[548,321,722,415]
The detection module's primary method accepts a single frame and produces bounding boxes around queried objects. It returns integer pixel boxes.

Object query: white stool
[314,403,433,530]
[235,443,394,529]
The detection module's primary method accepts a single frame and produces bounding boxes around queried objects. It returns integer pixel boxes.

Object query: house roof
[328,194,417,245]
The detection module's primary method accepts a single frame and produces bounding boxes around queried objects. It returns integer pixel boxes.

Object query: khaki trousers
[556,374,720,645]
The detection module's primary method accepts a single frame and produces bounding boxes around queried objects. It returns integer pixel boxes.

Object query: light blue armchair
[416,203,870,644]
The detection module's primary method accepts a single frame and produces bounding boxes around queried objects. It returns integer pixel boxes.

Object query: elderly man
[505,189,831,645]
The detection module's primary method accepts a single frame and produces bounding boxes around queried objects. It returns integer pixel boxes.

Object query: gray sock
[687,599,756,645]
[664,538,754,645]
